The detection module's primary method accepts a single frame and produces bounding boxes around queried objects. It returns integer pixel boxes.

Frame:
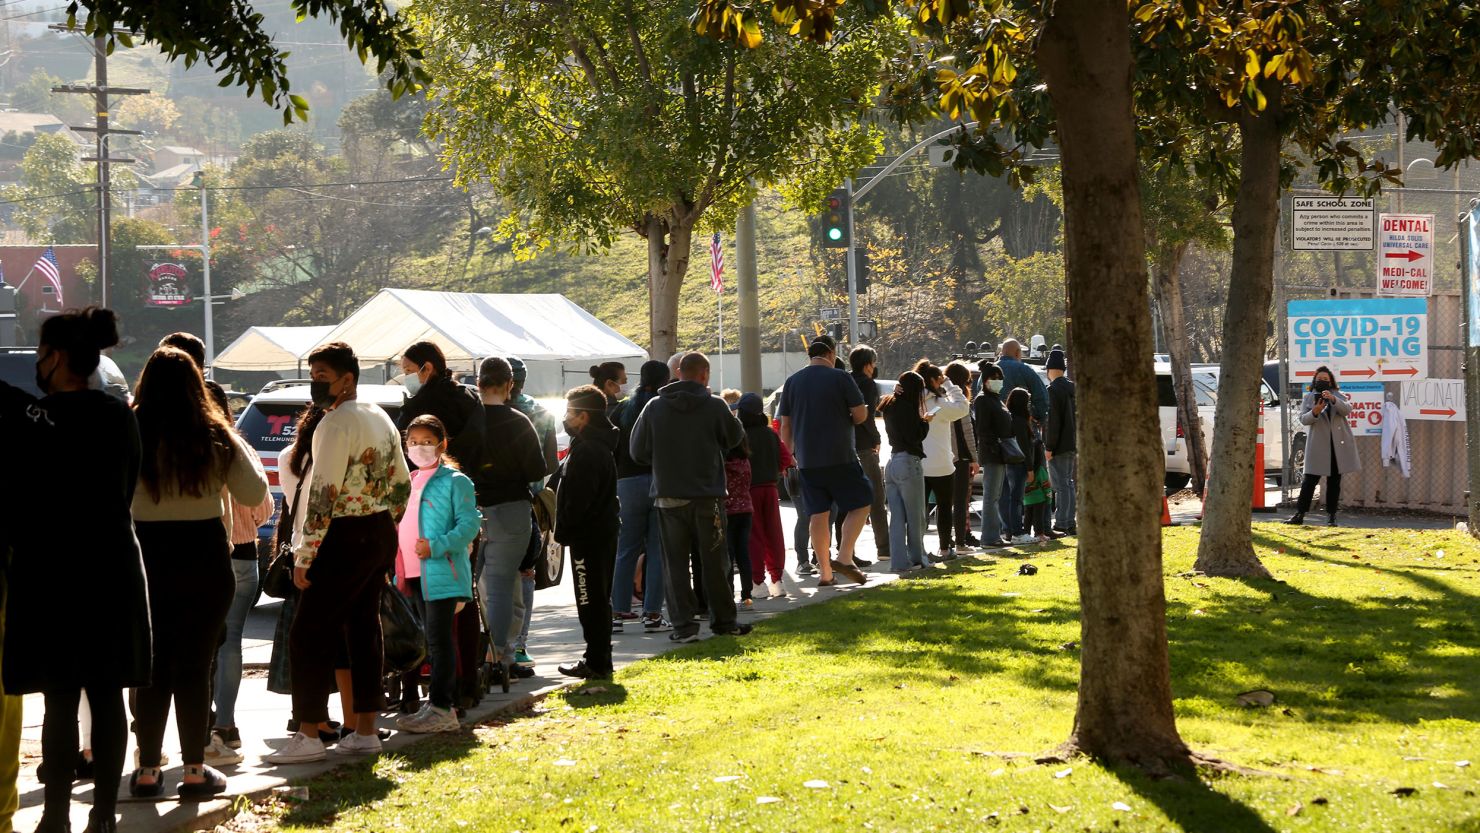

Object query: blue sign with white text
[1287,298,1428,381]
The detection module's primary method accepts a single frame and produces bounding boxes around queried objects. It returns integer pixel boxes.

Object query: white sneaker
[203,732,244,766]
[397,705,460,734]
[264,732,327,765]
[133,749,171,767]
[334,730,384,756]
[1013,533,1037,545]
[751,582,768,600]
[768,580,786,599]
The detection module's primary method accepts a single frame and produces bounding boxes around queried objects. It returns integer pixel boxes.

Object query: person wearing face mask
[393,415,481,733]
[467,358,549,692]
[972,362,1013,548]
[880,371,933,572]
[849,345,890,565]
[589,362,629,413]
[553,385,622,679]
[0,307,148,833]
[397,341,484,471]
[266,342,411,765]
[1287,366,1360,527]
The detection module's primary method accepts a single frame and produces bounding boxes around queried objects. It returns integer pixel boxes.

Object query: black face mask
[1313,380,1332,393]
[310,379,337,408]
[35,352,57,394]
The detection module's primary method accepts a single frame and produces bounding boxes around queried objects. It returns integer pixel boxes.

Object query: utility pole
[844,177,859,351]
[735,201,762,392]
[50,27,147,307]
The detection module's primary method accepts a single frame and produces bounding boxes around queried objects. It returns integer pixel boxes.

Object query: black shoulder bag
[262,478,304,600]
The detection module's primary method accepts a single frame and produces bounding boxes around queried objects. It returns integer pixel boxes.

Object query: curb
[175,687,555,833]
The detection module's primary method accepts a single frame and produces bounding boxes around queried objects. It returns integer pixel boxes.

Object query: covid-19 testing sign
[1288,298,1429,382]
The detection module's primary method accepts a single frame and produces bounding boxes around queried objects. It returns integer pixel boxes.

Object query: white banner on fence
[1400,378,1465,422]
[1340,382,1385,436]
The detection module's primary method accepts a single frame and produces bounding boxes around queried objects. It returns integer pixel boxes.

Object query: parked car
[1191,364,1290,482]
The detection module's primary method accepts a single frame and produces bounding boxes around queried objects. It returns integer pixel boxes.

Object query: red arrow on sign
[1419,408,1457,417]
[1384,250,1425,262]
[1294,370,1315,377]
[1340,367,1376,378]
[1382,367,1420,377]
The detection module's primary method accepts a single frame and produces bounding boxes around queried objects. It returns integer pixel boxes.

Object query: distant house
[0,112,67,137]
[154,145,206,172]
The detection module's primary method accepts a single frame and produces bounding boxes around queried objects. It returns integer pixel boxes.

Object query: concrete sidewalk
[13,500,942,833]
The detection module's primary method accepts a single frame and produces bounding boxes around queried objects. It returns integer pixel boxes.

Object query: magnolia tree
[410,0,892,357]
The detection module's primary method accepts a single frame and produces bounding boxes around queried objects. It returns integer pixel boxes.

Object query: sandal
[129,766,163,798]
[177,764,228,798]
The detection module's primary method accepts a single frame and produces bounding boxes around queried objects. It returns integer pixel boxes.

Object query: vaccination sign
[1400,378,1466,423]
[1377,213,1434,296]
[1288,298,1428,382]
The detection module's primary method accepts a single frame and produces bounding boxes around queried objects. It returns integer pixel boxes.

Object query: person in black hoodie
[555,385,621,679]
[610,360,671,632]
[1044,349,1077,534]
[972,362,1013,547]
[397,341,484,469]
[630,352,751,643]
[849,345,890,565]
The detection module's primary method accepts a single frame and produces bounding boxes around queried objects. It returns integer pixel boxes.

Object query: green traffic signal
[828,227,843,241]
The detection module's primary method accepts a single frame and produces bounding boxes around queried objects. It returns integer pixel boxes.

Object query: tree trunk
[1153,242,1209,492]
[1037,0,1188,770]
[1193,89,1280,580]
[646,216,694,360]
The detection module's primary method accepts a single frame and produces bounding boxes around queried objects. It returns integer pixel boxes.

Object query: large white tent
[213,325,336,374]
[311,289,647,395]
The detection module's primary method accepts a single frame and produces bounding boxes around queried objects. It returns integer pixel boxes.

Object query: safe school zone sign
[1288,298,1429,382]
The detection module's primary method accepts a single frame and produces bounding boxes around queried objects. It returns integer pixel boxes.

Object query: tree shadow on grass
[1110,766,1281,833]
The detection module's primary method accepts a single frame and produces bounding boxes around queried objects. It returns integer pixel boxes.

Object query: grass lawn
[265,525,1480,832]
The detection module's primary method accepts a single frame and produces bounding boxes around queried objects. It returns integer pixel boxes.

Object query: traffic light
[855,250,870,295]
[819,188,849,248]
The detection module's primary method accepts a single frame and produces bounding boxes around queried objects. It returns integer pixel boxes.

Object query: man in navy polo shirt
[777,335,870,587]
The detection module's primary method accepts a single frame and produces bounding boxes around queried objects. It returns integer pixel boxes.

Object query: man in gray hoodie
[630,352,751,642]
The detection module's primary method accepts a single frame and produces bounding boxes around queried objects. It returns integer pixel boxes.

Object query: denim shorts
[798,461,874,515]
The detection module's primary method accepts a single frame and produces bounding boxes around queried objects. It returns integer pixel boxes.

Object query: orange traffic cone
[1162,495,1173,526]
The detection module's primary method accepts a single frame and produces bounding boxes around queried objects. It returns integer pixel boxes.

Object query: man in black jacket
[630,352,751,643]
[554,385,621,679]
[1044,349,1077,534]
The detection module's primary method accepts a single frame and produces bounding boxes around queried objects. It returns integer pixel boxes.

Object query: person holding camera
[1286,366,1360,527]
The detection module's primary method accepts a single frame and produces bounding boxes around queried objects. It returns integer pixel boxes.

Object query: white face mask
[407,444,440,469]
[987,380,1004,393]
[618,382,632,398]
[400,372,423,396]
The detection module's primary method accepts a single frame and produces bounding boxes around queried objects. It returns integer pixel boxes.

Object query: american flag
[33,247,62,307]
[709,232,724,293]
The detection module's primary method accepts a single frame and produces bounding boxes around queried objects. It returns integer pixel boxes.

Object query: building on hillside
[154,145,206,171]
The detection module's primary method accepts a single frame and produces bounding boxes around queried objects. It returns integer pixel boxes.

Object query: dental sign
[1288,298,1428,382]
[1377,213,1434,297]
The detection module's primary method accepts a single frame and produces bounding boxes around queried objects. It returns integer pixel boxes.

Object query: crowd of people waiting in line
[0,307,1083,833]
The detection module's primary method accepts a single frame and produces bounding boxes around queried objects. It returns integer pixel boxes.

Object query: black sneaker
[796,560,816,576]
[713,623,753,637]
[669,631,701,644]
[558,661,612,680]
[611,618,624,634]
[510,663,535,679]
[643,615,671,632]
[853,557,874,568]
[213,726,242,750]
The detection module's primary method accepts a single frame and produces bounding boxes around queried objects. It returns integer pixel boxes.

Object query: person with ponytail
[589,361,629,412]
[879,371,934,573]
[0,307,148,833]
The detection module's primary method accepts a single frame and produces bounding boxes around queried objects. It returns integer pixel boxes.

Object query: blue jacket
[399,465,481,603]
[1000,357,1049,422]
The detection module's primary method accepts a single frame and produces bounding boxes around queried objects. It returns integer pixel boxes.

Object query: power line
[0,5,64,22]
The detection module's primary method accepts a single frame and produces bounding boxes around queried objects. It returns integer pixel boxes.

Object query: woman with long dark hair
[0,308,146,833]
[1287,365,1360,526]
[912,360,969,560]
[129,347,267,798]
[1003,388,1037,544]
[944,361,980,549]
[880,371,933,572]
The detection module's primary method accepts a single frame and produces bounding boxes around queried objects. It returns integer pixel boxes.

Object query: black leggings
[134,519,234,769]
[1297,434,1343,515]
[952,460,975,543]
[42,683,125,824]
[925,474,955,551]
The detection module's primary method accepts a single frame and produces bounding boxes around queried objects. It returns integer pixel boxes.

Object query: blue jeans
[979,461,1006,543]
[212,554,259,727]
[999,464,1028,537]
[1049,453,1077,529]
[884,452,927,570]
[613,474,665,616]
[478,501,532,662]
[515,576,534,653]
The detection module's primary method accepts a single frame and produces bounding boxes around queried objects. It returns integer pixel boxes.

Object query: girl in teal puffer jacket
[395,415,481,733]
